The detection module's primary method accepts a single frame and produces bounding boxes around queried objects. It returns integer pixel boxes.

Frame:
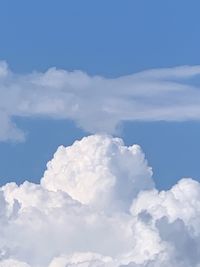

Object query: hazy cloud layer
[1,61,200,141]
[1,135,200,266]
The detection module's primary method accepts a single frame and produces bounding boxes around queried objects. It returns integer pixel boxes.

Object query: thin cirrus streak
[0,134,200,267]
[1,61,200,141]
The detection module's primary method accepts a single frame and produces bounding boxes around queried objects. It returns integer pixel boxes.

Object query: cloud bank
[1,134,200,266]
[1,61,200,141]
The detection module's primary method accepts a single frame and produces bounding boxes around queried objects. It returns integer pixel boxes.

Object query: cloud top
[1,61,200,141]
[41,135,153,212]
[1,135,200,266]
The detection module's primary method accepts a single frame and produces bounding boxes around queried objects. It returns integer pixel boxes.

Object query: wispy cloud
[1,61,200,141]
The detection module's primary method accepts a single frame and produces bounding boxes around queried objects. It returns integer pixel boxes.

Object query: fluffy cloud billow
[0,134,200,267]
[1,61,200,141]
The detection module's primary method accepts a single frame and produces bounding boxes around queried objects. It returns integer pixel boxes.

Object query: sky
[1,0,200,189]
[1,1,200,267]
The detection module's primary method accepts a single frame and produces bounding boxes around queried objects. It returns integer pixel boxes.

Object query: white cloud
[0,259,31,267]
[48,253,115,267]
[1,135,200,266]
[41,135,153,212]
[1,61,200,141]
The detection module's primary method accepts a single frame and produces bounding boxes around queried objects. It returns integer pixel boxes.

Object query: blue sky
[1,0,200,189]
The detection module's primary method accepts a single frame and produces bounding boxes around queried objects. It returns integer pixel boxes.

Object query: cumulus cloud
[0,134,200,266]
[1,61,200,141]
[41,135,153,212]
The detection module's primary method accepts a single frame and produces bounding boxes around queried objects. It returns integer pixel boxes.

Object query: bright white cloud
[1,135,200,266]
[48,253,116,267]
[1,61,200,141]
[41,135,153,212]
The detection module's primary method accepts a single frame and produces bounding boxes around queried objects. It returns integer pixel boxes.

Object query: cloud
[0,259,31,267]
[41,135,153,212]
[1,134,200,266]
[48,253,115,267]
[1,61,200,141]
